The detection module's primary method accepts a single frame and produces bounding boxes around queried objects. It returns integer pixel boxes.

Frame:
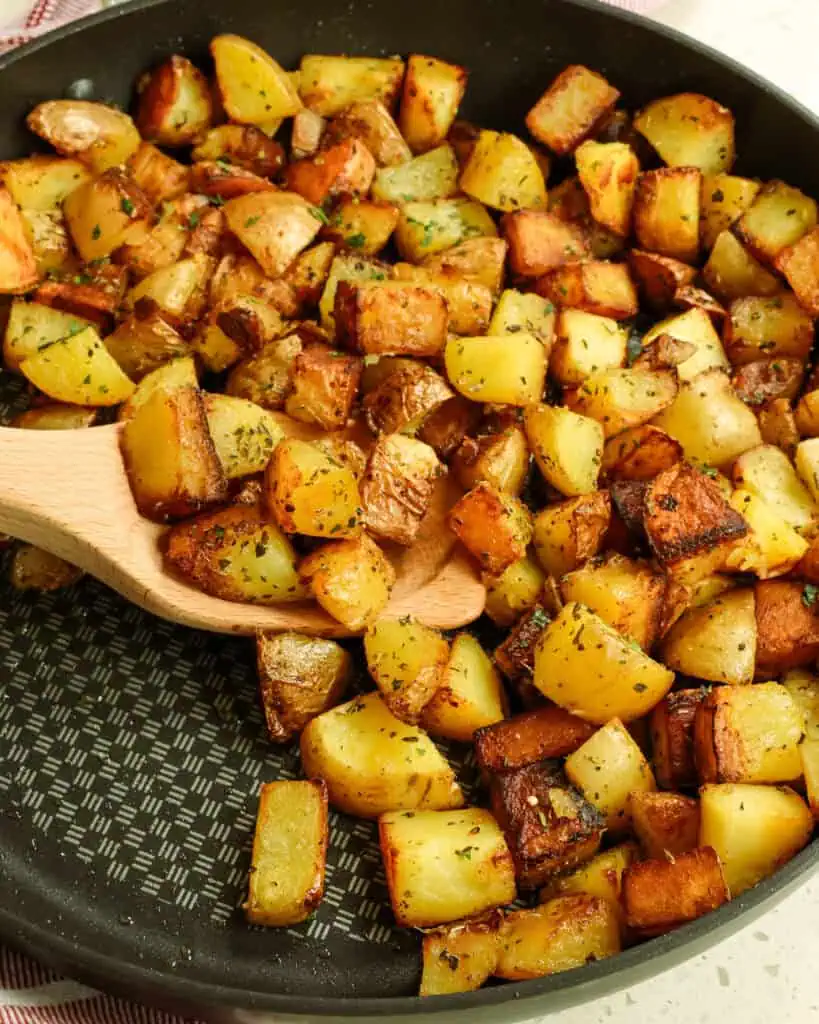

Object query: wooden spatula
[0,423,485,636]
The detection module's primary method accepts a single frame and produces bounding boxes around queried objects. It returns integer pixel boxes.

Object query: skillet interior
[1,0,818,1019]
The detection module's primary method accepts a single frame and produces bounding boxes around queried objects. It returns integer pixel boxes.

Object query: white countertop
[537,9,819,1024]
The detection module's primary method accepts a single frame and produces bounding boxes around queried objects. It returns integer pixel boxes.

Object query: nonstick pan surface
[1,1,818,1020]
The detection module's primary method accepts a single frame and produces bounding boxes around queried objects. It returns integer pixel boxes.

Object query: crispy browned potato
[365,617,449,723]
[257,632,351,742]
[116,194,207,279]
[490,760,603,888]
[526,65,620,156]
[393,262,493,335]
[502,210,589,278]
[190,160,277,199]
[284,344,362,430]
[535,260,638,318]
[422,237,507,295]
[360,433,440,545]
[628,250,696,309]
[493,604,550,685]
[564,366,678,439]
[9,544,83,592]
[335,281,447,356]
[244,780,328,926]
[420,915,502,996]
[474,706,595,775]
[192,124,285,176]
[699,173,760,250]
[448,482,532,574]
[299,55,405,116]
[290,107,326,159]
[212,34,301,123]
[324,99,411,166]
[735,179,817,265]
[756,579,819,675]
[575,140,639,236]
[674,283,727,322]
[124,142,190,205]
[633,168,701,263]
[225,333,303,408]
[759,398,800,457]
[300,533,395,630]
[622,848,729,937]
[363,362,453,435]
[223,192,321,278]
[287,138,376,205]
[452,426,529,496]
[460,129,547,212]
[0,155,91,211]
[10,404,97,430]
[630,791,700,859]
[601,425,682,482]
[733,359,804,407]
[104,309,189,380]
[634,93,735,172]
[267,437,361,538]
[321,198,399,256]
[63,169,151,262]
[532,492,611,578]
[136,55,213,147]
[703,229,781,302]
[650,689,707,791]
[0,188,40,294]
[724,293,813,365]
[399,54,467,154]
[776,226,819,314]
[27,100,141,172]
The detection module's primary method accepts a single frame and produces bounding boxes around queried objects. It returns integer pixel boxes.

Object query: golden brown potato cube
[418,395,480,458]
[490,760,603,888]
[360,434,440,546]
[0,155,90,211]
[395,197,497,262]
[224,333,302,407]
[211,34,301,124]
[735,179,817,264]
[393,263,493,335]
[535,260,638,319]
[136,55,213,147]
[9,545,82,592]
[532,491,610,578]
[634,93,735,172]
[21,209,71,277]
[643,462,748,582]
[724,293,813,365]
[62,169,150,263]
[190,160,277,199]
[796,438,819,505]
[628,249,696,310]
[560,553,665,650]
[322,198,399,256]
[502,210,589,278]
[380,808,516,928]
[10,404,97,430]
[494,604,551,683]
[223,192,321,278]
[286,138,375,206]
[164,505,306,604]
[460,130,547,213]
[775,226,819,314]
[284,344,361,430]
[650,689,706,791]
[727,488,808,579]
[445,333,547,407]
[298,55,405,117]
[630,791,700,859]
[104,310,189,381]
[796,391,819,438]
[694,683,803,786]
[700,174,761,250]
[800,739,819,819]
[535,608,673,727]
[547,174,624,258]
[300,533,395,631]
[203,394,284,480]
[192,124,285,177]
[257,632,351,742]
[575,140,639,236]
[661,588,756,685]
[475,706,595,775]
[496,895,620,980]
[674,283,727,322]
[244,780,328,927]
[125,254,213,329]
[539,843,636,923]
[755,579,819,676]
[633,167,701,263]
[365,617,449,723]
[364,362,453,436]
[334,281,447,356]
[601,425,682,482]
[266,438,361,538]
[325,99,411,166]
[399,54,467,154]
[622,847,728,937]
[565,367,678,439]
[32,271,123,334]
[422,633,506,741]
[487,290,555,350]
[733,359,804,407]
[550,309,627,387]
[420,915,502,997]
[448,482,532,574]
[699,782,812,895]
[526,65,620,156]
[115,201,197,281]
[758,399,801,459]
[703,229,781,301]
[26,100,140,173]
[525,404,604,497]
[422,237,508,295]
[452,426,529,497]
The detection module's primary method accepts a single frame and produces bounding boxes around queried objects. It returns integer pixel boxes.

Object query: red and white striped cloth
[0,0,666,1020]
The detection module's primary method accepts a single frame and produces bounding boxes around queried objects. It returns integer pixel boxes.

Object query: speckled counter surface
[535,6,819,1022]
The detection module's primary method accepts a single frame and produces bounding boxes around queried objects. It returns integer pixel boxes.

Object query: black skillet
[0,0,818,1020]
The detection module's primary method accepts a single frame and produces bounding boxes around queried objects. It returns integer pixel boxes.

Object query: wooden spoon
[0,423,486,637]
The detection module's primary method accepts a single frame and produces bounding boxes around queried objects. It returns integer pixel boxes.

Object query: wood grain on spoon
[0,423,485,635]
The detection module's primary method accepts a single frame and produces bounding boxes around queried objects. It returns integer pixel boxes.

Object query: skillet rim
[1,0,818,1017]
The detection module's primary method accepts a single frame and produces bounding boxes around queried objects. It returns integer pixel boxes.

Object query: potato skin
[136,55,214,147]
[335,281,448,357]
[285,344,362,430]
[650,689,706,791]
[525,65,620,156]
[755,579,819,676]
[360,434,440,546]
[475,707,596,775]
[629,791,700,859]
[622,847,729,936]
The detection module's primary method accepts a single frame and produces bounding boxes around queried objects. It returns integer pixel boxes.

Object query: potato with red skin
[286,139,376,206]
[190,160,277,199]
[192,124,285,177]
[136,55,213,147]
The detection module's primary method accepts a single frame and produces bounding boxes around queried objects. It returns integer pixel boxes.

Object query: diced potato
[20,325,134,407]
[565,367,678,439]
[266,438,360,537]
[211,34,301,123]
[0,155,91,211]
[796,391,819,438]
[536,260,638,319]
[192,125,285,176]
[363,361,452,436]
[445,333,546,406]
[423,633,506,740]
[539,843,636,921]
[460,130,546,212]
[322,197,399,256]
[565,718,656,829]
[532,492,610,578]
[575,140,639,236]
[118,356,198,422]
[475,705,594,774]
[104,311,189,381]
[525,404,603,497]
[726,489,808,578]
[700,174,761,250]
[776,226,819,315]
[676,283,729,320]
[318,252,390,334]
[298,55,405,116]
[634,93,735,172]
[421,236,507,295]
[800,739,819,820]
[650,690,706,790]
[526,65,620,156]
[10,405,97,430]
[654,368,762,468]
[535,605,674,725]
[733,359,804,409]
[622,847,729,937]
[223,192,321,278]
[380,808,515,928]
[550,310,627,387]
[448,482,532,574]
[285,345,362,431]
[699,782,812,894]
[659,574,737,636]
[125,254,212,327]
[301,693,462,817]
[420,915,501,996]
[702,230,781,301]
[561,553,665,650]
[755,579,819,676]
[224,333,302,407]
[735,180,817,264]
[782,669,819,740]
[127,143,192,206]
[395,197,497,262]
[136,55,213,147]
[0,188,39,294]
[203,394,284,479]
[724,294,813,366]
[26,100,141,173]
[399,55,467,154]
[365,617,449,723]
[661,588,756,684]
[758,399,800,458]
[286,138,376,206]
[63,169,150,262]
[452,425,529,496]
[20,208,71,276]
[488,289,555,347]
[244,780,327,926]
[642,308,728,383]
[371,143,459,204]
[392,263,493,336]
[694,683,804,785]
[335,281,447,356]
[630,792,700,859]
[601,425,682,482]
[796,438,819,504]
[120,385,226,520]
[484,555,545,627]
[324,99,411,167]
[496,896,620,980]
[360,433,439,545]
[493,603,552,683]
[9,545,83,592]
[299,533,395,631]
[628,250,696,310]
[3,300,92,371]
[633,168,701,263]
[502,210,589,278]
